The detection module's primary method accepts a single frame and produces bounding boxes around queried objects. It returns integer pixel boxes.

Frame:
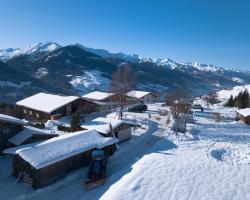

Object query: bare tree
[110,64,137,119]
[203,92,220,106]
[166,90,193,134]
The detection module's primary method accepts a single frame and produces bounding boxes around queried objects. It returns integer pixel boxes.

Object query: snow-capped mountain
[76,44,141,63]
[74,45,234,73]
[0,41,243,74]
[21,42,60,56]
[1,41,250,103]
[0,42,60,61]
[0,48,22,61]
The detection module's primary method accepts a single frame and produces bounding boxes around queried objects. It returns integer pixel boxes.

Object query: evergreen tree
[235,91,244,108]
[242,89,250,108]
[225,95,234,107]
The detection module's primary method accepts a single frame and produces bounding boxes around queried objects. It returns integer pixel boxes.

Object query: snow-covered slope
[217,84,250,101]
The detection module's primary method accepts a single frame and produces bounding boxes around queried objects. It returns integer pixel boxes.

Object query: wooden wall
[240,115,250,124]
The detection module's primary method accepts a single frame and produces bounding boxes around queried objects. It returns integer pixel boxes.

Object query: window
[36,113,40,118]
[23,109,27,114]
[29,110,32,116]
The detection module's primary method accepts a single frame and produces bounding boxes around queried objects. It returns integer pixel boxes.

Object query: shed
[9,130,117,188]
[236,108,250,124]
[81,117,135,142]
[16,93,83,122]
[0,114,25,153]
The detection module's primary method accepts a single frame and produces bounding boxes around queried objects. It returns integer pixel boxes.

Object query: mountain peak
[0,42,61,61]
[22,41,60,55]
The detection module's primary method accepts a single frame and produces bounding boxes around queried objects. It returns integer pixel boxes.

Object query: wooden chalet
[0,114,25,153]
[236,108,250,124]
[126,90,160,104]
[81,117,136,142]
[5,130,117,188]
[16,93,84,122]
[82,91,118,113]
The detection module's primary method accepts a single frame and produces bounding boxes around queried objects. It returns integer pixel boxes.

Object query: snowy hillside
[217,84,250,102]
[69,70,111,95]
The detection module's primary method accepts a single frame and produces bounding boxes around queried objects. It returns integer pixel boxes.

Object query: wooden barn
[7,130,117,188]
[0,114,25,153]
[82,91,118,113]
[81,117,136,142]
[7,126,58,147]
[126,90,160,104]
[236,108,250,124]
[16,93,83,122]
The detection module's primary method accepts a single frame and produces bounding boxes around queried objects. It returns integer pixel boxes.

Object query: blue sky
[0,0,250,70]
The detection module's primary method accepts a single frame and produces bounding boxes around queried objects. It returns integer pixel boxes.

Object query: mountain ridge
[0,42,250,103]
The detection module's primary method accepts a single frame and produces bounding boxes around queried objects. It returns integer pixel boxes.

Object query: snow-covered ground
[101,106,250,200]
[1,103,250,200]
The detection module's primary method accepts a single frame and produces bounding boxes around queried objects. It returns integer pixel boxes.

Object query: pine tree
[242,89,250,108]
[235,91,244,108]
[225,95,234,107]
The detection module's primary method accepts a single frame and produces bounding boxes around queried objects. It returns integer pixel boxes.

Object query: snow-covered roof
[3,141,43,155]
[0,114,25,125]
[126,90,151,99]
[82,91,115,101]
[8,126,57,146]
[16,93,79,114]
[83,98,118,106]
[236,108,250,117]
[81,117,135,135]
[14,129,117,169]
